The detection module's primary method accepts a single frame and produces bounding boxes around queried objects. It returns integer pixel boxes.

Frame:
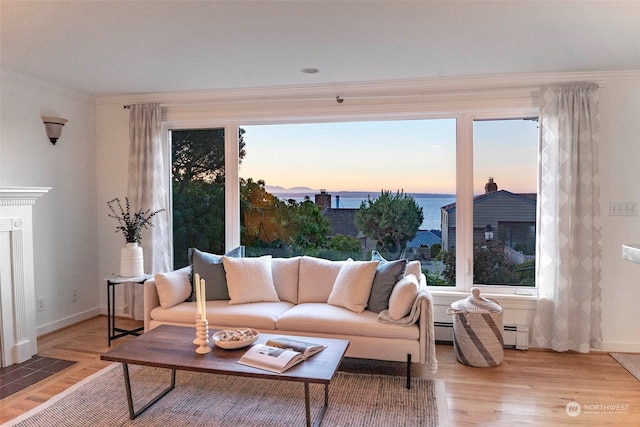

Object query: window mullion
[225,123,240,252]
[456,115,474,291]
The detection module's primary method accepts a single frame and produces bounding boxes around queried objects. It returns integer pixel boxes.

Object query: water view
[275,192,456,231]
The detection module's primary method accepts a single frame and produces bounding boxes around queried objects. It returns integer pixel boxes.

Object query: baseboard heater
[434,321,529,350]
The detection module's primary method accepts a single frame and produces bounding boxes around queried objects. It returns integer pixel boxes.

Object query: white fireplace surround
[0,186,50,367]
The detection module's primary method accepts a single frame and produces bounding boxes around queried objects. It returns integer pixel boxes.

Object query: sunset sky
[239,118,538,195]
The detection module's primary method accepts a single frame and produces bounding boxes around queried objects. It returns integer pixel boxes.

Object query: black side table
[105,274,152,346]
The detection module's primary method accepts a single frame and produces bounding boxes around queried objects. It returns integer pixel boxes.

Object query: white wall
[598,79,640,351]
[95,103,132,314]
[0,73,100,335]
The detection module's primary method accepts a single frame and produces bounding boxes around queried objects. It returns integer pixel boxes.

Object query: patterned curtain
[127,104,171,318]
[532,83,602,352]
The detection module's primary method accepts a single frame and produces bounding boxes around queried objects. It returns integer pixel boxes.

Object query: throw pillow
[388,274,419,320]
[405,260,422,280]
[222,255,280,305]
[367,258,407,313]
[298,256,346,303]
[189,247,245,300]
[155,267,191,309]
[271,256,301,304]
[327,260,379,313]
[374,251,422,281]
[190,248,228,300]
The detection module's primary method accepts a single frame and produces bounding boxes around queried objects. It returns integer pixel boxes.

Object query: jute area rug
[611,353,640,381]
[6,364,450,427]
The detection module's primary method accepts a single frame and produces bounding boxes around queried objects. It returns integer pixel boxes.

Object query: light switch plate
[609,201,638,216]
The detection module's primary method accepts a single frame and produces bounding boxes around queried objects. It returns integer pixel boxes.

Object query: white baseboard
[599,341,640,353]
[36,308,101,337]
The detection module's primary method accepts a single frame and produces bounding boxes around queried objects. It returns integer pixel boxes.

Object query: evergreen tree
[354,190,423,259]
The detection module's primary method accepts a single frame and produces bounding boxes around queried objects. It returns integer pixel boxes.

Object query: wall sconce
[42,116,68,145]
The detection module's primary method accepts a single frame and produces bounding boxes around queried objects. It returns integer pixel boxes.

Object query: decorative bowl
[212,328,259,349]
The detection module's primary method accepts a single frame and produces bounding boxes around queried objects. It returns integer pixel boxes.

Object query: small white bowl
[212,328,259,349]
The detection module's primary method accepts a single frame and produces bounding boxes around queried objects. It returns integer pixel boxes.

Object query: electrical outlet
[609,201,638,216]
[72,288,78,302]
[37,297,45,312]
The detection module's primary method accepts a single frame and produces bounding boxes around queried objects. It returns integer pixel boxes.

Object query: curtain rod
[121,83,604,110]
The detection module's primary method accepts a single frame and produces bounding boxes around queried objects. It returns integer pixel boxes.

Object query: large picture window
[238,120,456,283]
[166,101,539,293]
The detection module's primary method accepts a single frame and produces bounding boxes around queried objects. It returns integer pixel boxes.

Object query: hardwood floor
[1,315,639,426]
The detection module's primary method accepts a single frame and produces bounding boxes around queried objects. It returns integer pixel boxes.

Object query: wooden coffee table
[101,325,349,427]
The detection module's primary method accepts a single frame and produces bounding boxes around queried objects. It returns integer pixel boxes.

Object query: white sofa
[143,254,438,378]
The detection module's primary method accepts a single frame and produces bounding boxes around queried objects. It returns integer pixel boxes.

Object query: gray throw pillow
[189,247,244,301]
[367,252,407,313]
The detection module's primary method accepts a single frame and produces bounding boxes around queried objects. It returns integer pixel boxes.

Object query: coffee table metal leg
[304,382,329,427]
[122,363,176,420]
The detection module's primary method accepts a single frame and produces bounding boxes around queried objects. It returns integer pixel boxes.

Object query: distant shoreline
[271,190,456,199]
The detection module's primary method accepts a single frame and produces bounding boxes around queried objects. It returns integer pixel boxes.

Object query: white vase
[120,242,144,277]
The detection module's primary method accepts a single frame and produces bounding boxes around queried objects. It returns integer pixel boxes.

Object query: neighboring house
[322,207,361,238]
[316,190,443,257]
[441,178,537,258]
[315,190,376,252]
[406,229,442,249]
[405,229,443,262]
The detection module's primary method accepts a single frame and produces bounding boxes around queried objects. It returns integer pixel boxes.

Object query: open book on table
[237,337,326,373]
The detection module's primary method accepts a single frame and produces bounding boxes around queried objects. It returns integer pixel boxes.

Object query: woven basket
[447,288,504,367]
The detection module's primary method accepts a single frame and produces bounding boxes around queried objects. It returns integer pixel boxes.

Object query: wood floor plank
[1,315,639,426]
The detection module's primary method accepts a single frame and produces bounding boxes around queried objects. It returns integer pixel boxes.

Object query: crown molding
[0,70,95,104]
[95,70,640,108]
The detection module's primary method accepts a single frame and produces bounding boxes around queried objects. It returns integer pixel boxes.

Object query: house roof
[406,230,442,249]
[442,190,537,212]
[2,2,638,97]
[322,208,362,238]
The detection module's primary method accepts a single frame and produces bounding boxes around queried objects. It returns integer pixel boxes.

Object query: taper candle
[195,273,201,316]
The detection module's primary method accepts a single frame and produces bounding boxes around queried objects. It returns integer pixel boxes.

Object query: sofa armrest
[143,277,161,333]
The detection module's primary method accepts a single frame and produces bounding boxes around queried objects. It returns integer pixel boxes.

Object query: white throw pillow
[155,267,192,309]
[271,257,300,304]
[388,274,419,320]
[405,260,422,280]
[222,255,280,305]
[298,256,346,303]
[327,260,379,313]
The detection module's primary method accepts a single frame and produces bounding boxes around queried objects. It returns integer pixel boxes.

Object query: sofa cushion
[150,300,293,330]
[223,255,280,305]
[298,256,347,303]
[276,303,419,340]
[327,260,379,313]
[368,256,407,313]
[388,274,419,320]
[154,267,191,309]
[271,257,300,304]
[190,247,243,301]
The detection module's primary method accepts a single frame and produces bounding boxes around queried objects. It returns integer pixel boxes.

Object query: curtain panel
[532,83,602,353]
[127,104,171,318]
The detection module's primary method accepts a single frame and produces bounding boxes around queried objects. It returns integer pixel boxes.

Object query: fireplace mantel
[0,186,50,366]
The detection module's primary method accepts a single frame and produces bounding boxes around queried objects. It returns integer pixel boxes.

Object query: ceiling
[2,1,639,98]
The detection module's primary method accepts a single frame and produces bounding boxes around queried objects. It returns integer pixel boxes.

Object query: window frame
[462,112,540,296]
[163,103,539,297]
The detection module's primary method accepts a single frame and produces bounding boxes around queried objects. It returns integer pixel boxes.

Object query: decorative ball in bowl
[212,328,259,349]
